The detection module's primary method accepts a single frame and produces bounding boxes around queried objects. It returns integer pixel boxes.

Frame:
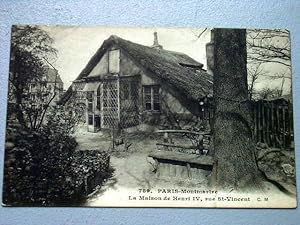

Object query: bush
[3,113,112,206]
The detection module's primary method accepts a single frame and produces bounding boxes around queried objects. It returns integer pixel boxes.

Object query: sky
[41,26,291,96]
[42,26,211,89]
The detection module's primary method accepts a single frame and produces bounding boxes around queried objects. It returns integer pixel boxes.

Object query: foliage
[4,26,113,206]
[9,25,58,129]
[4,116,76,205]
[4,104,107,206]
[3,116,112,206]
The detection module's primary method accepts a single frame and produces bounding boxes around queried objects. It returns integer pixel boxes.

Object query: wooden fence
[201,98,293,149]
[252,99,293,149]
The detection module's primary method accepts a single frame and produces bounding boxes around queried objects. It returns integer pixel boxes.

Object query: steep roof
[45,67,63,83]
[60,35,212,104]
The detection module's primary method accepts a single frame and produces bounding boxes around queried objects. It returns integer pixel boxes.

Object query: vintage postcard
[2,25,296,207]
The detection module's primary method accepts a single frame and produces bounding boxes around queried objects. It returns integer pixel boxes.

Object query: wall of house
[118,48,203,129]
[139,69,203,129]
[85,46,202,130]
[88,46,143,78]
[119,52,189,116]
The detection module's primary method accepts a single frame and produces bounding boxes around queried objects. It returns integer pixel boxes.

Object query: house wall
[119,49,196,125]
[85,46,203,130]
[119,49,193,113]
[88,45,142,78]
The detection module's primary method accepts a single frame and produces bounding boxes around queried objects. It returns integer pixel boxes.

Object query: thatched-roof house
[61,33,213,132]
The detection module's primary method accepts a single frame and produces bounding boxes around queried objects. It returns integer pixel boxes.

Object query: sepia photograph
[2,25,296,207]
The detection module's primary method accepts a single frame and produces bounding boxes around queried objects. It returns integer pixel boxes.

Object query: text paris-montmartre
[156,189,218,194]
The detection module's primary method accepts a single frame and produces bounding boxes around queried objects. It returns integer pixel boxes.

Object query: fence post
[271,102,275,147]
[283,106,286,148]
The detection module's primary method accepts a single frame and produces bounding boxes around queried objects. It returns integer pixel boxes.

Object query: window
[77,91,85,100]
[96,87,101,110]
[108,49,120,73]
[143,86,160,111]
[87,92,93,112]
[88,115,93,125]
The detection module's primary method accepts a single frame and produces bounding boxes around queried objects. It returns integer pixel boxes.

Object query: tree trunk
[212,29,261,191]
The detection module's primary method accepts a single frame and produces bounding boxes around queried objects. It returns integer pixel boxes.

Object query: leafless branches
[248,63,266,100]
[247,29,291,68]
[192,28,210,41]
[246,29,292,98]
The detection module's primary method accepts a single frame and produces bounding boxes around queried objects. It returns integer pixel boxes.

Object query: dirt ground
[73,125,296,207]
[73,126,210,206]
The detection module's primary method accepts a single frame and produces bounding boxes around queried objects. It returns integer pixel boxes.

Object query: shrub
[3,111,112,206]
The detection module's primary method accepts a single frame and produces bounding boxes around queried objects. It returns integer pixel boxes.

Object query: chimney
[206,29,214,75]
[152,32,163,49]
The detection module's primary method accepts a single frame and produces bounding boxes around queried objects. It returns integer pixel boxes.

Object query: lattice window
[102,80,119,128]
[119,78,140,128]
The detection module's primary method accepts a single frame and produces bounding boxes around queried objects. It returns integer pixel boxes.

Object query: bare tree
[247,29,292,97]
[195,29,292,98]
[247,63,269,100]
[247,29,291,67]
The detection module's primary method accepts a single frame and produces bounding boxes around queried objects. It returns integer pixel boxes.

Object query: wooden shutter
[108,49,120,73]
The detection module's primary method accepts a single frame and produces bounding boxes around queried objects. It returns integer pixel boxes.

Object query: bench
[149,151,213,179]
[148,129,213,179]
[155,129,210,155]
